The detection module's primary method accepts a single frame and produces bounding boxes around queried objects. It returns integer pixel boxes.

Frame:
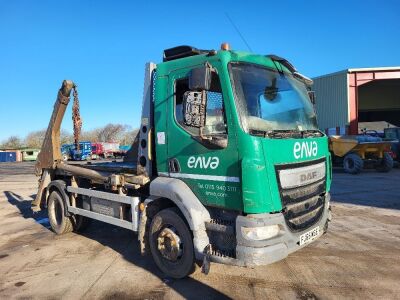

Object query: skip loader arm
[32,80,75,210]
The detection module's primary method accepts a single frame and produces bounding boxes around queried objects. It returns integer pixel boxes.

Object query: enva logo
[187,156,219,169]
[293,141,318,159]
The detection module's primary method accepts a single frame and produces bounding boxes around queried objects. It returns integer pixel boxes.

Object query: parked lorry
[91,142,120,159]
[32,44,332,278]
[61,142,92,161]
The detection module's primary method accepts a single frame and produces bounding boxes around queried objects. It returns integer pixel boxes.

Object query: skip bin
[0,152,17,162]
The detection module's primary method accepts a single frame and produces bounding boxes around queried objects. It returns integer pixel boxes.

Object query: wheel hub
[157,227,182,261]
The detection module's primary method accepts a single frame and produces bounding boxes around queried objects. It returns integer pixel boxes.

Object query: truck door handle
[168,158,181,173]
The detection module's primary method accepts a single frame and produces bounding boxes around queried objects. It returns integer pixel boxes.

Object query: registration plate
[299,226,320,246]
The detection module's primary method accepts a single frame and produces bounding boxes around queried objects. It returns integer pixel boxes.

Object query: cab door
[165,62,242,211]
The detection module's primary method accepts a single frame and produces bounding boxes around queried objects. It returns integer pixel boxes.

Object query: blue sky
[0,0,399,141]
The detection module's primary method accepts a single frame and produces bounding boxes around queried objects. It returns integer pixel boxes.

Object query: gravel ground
[0,162,399,299]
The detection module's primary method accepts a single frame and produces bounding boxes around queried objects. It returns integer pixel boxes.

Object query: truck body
[61,141,92,161]
[91,142,120,159]
[32,45,332,278]
[113,145,130,158]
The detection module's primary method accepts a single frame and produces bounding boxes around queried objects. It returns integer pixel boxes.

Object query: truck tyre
[48,191,73,235]
[149,208,195,279]
[343,153,363,174]
[375,152,393,172]
[72,215,92,232]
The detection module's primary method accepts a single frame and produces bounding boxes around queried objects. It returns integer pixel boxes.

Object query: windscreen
[229,63,318,134]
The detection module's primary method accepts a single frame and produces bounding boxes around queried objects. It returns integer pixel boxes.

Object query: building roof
[313,66,400,79]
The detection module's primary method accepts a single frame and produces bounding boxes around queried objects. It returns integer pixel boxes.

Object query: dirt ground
[0,162,399,299]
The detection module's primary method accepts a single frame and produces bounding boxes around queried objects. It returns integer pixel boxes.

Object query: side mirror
[183,91,207,128]
[183,91,228,149]
[189,65,211,91]
[308,91,316,105]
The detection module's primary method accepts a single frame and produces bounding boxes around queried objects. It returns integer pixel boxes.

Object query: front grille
[276,160,326,232]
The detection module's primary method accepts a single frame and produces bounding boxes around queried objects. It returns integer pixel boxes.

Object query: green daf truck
[33,44,332,278]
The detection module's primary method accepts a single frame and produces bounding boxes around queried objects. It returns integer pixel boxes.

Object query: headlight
[241,225,280,241]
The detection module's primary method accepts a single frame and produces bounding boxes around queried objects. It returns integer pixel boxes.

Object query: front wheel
[375,152,393,172]
[149,208,195,279]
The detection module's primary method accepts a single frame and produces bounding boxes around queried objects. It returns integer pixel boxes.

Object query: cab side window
[174,72,227,136]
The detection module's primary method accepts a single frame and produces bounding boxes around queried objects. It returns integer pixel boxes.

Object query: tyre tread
[148,207,195,279]
[343,153,364,174]
[376,152,393,172]
[48,191,73,235]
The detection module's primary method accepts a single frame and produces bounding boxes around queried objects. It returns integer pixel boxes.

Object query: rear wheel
[72,196,92,232]
[343,153,364,174]
[48,191,73,234]
[375,152,393,172]
[149,208,195,279]
[72,215,91,232]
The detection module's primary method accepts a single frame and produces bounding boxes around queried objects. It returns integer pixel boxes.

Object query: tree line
[0,124,139,149]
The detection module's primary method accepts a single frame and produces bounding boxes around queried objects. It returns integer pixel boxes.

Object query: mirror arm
[199,126,210,141]
[192,134,228,149]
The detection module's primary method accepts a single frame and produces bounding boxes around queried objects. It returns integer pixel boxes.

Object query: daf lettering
[294,141,318,159]
[300,171,317,183]
[187,156,219,169]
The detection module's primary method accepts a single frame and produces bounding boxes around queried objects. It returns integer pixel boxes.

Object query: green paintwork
[154,49,332,214]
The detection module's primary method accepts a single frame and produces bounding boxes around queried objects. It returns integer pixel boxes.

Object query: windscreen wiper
[249,129,300,139]
[249,129,268,137]
[249,129,323,139]
[266,130,302,139]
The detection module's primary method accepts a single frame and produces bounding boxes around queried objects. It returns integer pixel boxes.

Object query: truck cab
[151,45,331,268]
[71,141,92,160]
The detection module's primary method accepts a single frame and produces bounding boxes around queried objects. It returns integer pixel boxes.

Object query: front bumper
[210,193,331,267]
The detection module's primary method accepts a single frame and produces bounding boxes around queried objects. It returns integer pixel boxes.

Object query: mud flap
[201,244,212,275]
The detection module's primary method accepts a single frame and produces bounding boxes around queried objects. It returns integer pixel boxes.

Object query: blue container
[70,141,92,161]
[0,152,17,162]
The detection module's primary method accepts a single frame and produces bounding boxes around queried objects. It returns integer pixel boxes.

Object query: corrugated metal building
[313,67,400,134]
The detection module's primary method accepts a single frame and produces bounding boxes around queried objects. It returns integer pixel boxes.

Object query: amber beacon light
[221,43,231,50]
